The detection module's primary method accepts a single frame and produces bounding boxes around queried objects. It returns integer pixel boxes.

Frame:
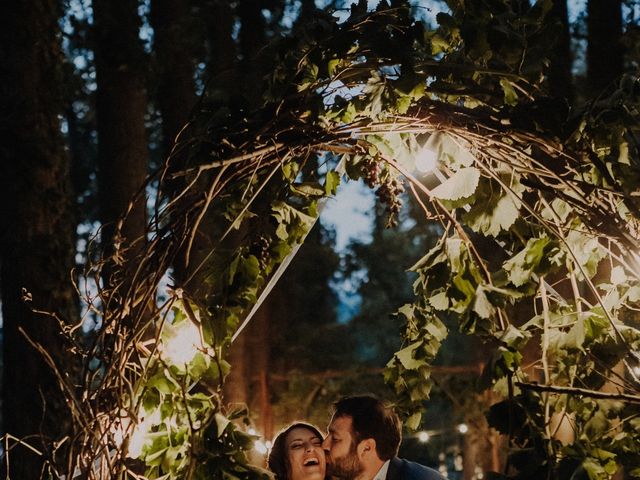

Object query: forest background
[0,0,637,479]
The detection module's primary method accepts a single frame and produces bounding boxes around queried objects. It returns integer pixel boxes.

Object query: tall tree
[546,0,573,101]
[587,0,624,95]
[149,0,198,284]
[222,0,272,413]
[0,0,78,476]
[150,0,196,160]
[93,0,149,271]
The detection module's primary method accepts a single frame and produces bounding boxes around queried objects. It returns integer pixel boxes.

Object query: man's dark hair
[332,395,401,461]
[268,422,324,480]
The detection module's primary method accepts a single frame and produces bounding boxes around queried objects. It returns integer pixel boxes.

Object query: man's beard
[327,443,364,480]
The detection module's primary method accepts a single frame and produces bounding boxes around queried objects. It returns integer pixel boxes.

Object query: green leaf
[215,413,230,438]
[503,236,556,287]
[463,175,524,236]
[405,412,422,431]
[424,317,448,342]
[148,374,173,394]
[395,342,422,370]
[428,291,449,310]
[610,265,626,285]
[271,201,317,242]
[325,170,341,196]
[431,167,480,201]
[189,352,210,379]
[291,182,325,197]
[499,78,518,106]
[328,58,340,77]
[565,229,606,280]
[473,287,495,319]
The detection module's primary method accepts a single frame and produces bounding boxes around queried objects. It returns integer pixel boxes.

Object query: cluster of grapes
[362,157,382,189]
[376,177,405,228]
[249,235,271,270]
[361,157,405,227]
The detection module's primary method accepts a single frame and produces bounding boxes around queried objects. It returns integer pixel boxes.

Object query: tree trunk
[547,0,573,101]
[149,0,197,283]
[587,0,623,95]
[221,0,270,410]
[206,0,237,88]
[93,0,148,273]
[0,1,78,476]
[150,0,196,158]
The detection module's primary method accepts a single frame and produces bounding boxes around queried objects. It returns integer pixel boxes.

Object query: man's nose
[322,436,330,450]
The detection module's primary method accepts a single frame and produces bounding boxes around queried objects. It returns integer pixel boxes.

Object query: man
[322,395,444,480]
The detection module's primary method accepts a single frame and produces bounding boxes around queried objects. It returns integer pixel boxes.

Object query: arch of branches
[44,3,640,479]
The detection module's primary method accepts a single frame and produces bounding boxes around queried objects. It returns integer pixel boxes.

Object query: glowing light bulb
[247,427,257,436]
[163,320,201,365]
[415,146,438,173]
[265,440,273,449]
[417,431,430,443]
[457,423,468,434]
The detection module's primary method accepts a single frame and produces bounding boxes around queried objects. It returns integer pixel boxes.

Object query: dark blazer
[386,457,445,480]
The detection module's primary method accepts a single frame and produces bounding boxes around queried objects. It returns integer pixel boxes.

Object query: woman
[268,422,327,480]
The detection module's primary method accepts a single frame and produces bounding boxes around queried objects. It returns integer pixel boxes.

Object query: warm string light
[247,427,272,455]
[414,423,468,443]
[110,318,204,461]
[253,439,272,455]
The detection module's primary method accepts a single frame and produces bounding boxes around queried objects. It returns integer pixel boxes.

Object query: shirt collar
[373,460,391,480]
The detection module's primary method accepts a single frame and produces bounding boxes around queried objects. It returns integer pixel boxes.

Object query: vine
[36,1,640,479]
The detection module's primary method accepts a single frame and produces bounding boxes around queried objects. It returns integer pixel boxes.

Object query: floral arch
[45,2,640,479]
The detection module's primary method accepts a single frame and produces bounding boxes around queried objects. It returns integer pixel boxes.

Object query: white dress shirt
[372,460,391,480]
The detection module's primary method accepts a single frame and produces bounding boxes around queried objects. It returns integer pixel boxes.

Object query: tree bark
[150,0,196,159]
[222,0,270,410]
[150,0,198,282]
[93,0,148,270]
[587,0,624,95]
[206,0,237,87]
[547,0,573,101]
[0,0,78,476]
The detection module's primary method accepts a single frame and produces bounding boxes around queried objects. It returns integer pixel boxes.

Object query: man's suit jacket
[386,457,445,480]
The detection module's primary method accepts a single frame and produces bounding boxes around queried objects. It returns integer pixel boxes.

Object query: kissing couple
[267,395,444,480]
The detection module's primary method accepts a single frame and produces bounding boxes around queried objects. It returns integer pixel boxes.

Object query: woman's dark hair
[267,422,324,480]
[332,395,401,461]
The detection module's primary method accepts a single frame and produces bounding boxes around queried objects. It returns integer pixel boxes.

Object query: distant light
[247,427,257,436]
[417,431,430,443]
[415,146,438,173]
[254,440,268,454]
[457,423,469,434]
[265,440,273,449]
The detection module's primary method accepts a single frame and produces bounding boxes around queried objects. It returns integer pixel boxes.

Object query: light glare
[418,431,430,443]
[163,320,202,365]
[415,146,438,173]
[254,440,269,454]
[457,423,469,434]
